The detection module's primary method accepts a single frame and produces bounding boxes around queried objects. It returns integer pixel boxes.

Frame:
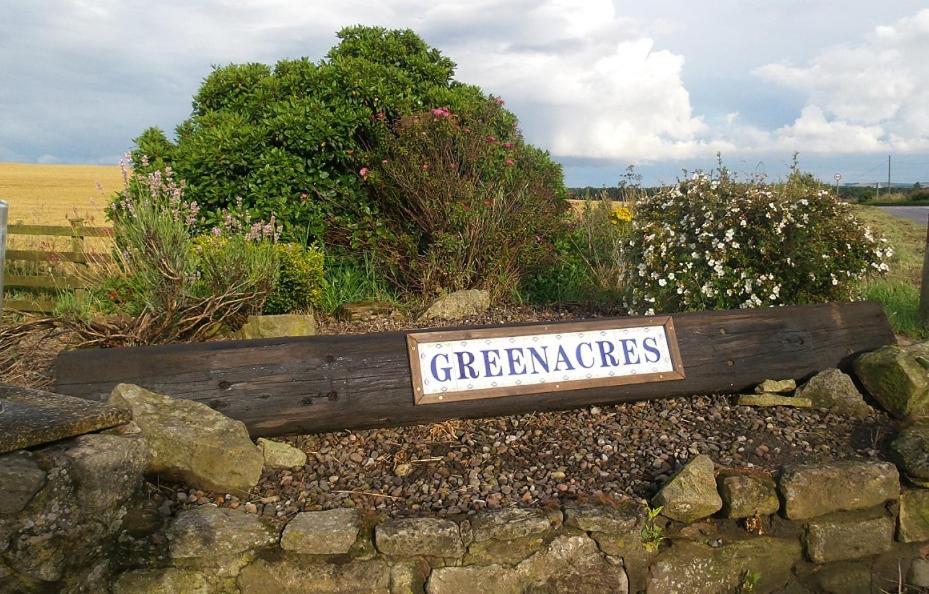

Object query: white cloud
[755,8,929,153]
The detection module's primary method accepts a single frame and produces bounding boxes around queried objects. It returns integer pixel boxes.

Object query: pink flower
[503,142,513,149]
[359,167,369,179]
[430,107,451,119]
[505,159,514,167]
[485,135,496,143]
[494,97,505,106]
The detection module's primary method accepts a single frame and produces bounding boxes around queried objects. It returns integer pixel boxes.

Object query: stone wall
[4,431,929,593]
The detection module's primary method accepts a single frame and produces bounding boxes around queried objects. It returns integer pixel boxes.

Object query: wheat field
[0,162,122,227]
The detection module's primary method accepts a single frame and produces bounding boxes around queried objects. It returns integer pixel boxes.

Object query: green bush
[126,26,538,249]
[623,171,893,314]
[362,99,567,299]
[263,243,325,314]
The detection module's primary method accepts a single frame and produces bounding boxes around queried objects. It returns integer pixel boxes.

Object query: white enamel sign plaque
[407,317,684,404]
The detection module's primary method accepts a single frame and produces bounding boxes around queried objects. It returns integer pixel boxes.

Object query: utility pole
[888,155,892,190]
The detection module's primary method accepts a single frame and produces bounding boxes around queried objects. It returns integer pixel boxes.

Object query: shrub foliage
[363,100,567,297]
[622,171,892,314]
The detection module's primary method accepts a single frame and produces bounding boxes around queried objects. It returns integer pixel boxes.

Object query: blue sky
[2,0,929,186]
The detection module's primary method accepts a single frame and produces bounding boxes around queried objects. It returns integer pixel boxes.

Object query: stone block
[168,507,277,559]
[796,368,872,417]
[564,500,644,533]
[280,508,361,554]
[779,460,899,519]
[854,342,929,419]
[737,394,812,408]
[898,488,929,543]
[419,290,490,321]
[237,557,389,594]
[256,438,307,469]
[236,314,316,340]
[891,422,929,487]
[755,379,797,393]
[375,518,465,558]
[0,453,46,515]
[717,471,779,519]
[804,510,895,563]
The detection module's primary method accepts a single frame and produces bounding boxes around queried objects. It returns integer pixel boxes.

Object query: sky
[2,0,929,186]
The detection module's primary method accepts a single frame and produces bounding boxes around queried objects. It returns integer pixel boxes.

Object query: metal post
[920,213,929,329]
[0,201,7,314]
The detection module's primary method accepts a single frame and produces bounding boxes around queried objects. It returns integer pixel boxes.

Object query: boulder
[375,518,465,558]
[389,560,431,594]
[109,383,264,494]
[112,568,210,594]
[796,368,872,417]
[898,488,929,543]
[280,508,361,554]
[890,422,929,486]
[645,537,801,594]
[804,510,895,563]
[237,558,389,594]
[427,535,628,594]
[716,471,779,519]
[419,290,490,321]
[167,507,277,559]
[812,561,872,594]
[256,439,306,469]
[236,313,316,339]
[0,453,46,515]
[336,301,393,322]
[778,460,899,520]
[854,342,929,419]
[755,379,797,394]
[651,455,722,523]
[64,433,149,513]
[737,394,812,408]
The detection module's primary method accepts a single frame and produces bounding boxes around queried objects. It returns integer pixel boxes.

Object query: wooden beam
[53,302,894,437]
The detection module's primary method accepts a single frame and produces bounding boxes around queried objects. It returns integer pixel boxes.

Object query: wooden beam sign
[54,301,894,437]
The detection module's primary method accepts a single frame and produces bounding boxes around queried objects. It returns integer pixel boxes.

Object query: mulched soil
[159,304,900,520]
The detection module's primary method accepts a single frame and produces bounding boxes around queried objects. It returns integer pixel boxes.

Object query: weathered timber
[0,384,131,454]
[53,302,894,437]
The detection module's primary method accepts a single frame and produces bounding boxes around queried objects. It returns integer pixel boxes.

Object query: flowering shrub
[623,172,892,314]
[362,99,567,298]
[263,243,325,315]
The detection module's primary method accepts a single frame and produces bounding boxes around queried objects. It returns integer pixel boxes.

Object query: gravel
[156,305,899,520]
[162,395,896,520]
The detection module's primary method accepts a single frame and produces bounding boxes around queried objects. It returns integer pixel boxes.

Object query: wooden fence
[4,219,113,313]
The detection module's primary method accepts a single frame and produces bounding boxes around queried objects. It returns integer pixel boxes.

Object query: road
[878,206,929,226]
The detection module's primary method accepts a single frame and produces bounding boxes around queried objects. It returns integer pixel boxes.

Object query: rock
[375,518,465,558]
[812,561,872,594]
[394,463,412,477]
[796,368,872,417]
[891,422,929,486]
[64,433,149,513]
[428,535,628,594]
[0,384,132,454]
[236,313,316,339]
[419,290,491,321]
[167,507,277,559]
[256,438,306,469]
[854,342,929,419]
[646,537,801,594]
[564,501,644,533]
[112,568,210,594]
[909,558,929,589]
[390,559,431,594]
[716,471,779,519]
[0,453,46,515]
[898,489,929,543]
[109,383,264,494]
[336,300,393,322]
[238,557,390,594]
[804,510,895,563]
[651,455,722,523]
[778,460,899,520]
[281,508,361,554]
[470,507,554,542]
[737,394,812,408]
[755,379,797,394]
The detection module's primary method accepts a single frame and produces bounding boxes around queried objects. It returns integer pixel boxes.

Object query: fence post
[69,218,86,264]
[0,201,7,314]
[920,213,929,329]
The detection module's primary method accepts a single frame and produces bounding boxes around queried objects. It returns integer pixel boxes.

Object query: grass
[0,162,120,227]
[855,206,928,338]
[318,255,399,315]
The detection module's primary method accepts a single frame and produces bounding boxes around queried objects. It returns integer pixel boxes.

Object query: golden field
[0,162,121,226]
